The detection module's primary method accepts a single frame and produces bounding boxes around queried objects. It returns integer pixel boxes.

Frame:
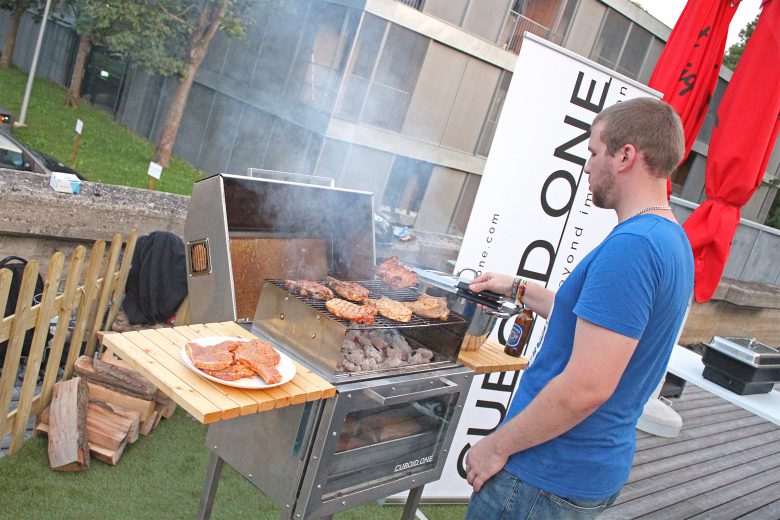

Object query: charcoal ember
[363,344,383,363]
[342,360,360,372]
[380,357,405,369]
[415,348,433,361]
[360,358,379,371]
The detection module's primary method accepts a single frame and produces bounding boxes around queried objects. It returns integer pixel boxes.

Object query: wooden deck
[603,383,780,519]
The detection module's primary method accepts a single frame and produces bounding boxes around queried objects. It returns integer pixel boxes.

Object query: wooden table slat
[102,332,225,424]
[459,339,528,374]
[100,324,337,424]
[146,327,268,415]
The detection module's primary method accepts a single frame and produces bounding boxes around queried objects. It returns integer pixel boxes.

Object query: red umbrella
[683,0,780,302]
[648,0,739,197]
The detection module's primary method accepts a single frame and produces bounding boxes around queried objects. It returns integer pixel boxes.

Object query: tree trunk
[155,2,227,168]
[66,35,91,108]
[0,6,25,69]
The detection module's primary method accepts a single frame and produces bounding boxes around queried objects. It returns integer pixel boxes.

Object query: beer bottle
[504,308,534,357]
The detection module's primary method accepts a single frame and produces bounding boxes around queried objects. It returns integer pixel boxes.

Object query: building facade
[2,0,779,237]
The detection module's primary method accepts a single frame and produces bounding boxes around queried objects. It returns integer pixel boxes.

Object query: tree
[153,0,254,167]
[63,1,184,107]
[0,0,39,69]
[722,14,758,71]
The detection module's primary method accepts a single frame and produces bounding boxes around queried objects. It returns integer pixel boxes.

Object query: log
[92,400,140,443]
[74,356,157,400]
[48,378,90,471]
[139,411,159,436]
[154,392,177,419]
[86,382,156,424]
[36,421,126,466]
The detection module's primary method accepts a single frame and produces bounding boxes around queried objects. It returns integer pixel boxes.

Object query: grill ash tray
[702,336,780,395]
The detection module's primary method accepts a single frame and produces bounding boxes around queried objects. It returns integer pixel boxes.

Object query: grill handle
[364,377,459,406]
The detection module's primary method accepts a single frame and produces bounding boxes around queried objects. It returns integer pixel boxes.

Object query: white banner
[420,34,660,501]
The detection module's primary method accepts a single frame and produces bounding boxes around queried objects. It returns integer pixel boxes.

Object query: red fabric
[683,0,780,302]
[648,0,738,198]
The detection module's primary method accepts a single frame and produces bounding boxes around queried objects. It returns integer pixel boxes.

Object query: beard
[590,172,615,209]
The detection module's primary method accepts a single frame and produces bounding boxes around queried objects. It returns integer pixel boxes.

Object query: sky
[643,0,763,48]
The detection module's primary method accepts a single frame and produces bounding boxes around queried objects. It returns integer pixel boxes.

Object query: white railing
[500,11,563,54]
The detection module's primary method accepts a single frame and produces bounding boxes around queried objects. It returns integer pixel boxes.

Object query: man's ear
[617,144,636,172]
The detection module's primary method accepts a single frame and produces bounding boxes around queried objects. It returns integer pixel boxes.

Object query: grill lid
[706,336,780,367]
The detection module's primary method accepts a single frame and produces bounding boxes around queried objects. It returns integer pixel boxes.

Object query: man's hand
[465,432,509,493]
[469,272,514,298]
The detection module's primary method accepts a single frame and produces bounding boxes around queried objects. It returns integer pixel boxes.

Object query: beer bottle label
[506,322,526,348]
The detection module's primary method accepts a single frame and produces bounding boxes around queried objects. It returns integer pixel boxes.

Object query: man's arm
[469,273,555,319]
[465,317,638,492]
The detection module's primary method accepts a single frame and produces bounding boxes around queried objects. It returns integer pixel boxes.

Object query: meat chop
[234,339,283,384]
[283,279,334,300]
[406,293,450,320]
[203,363,257,381]
[326,277,370,303]
[325,298,377,324]
[376,257,418,290]
[185,340,241,371]
[367,295,412,322]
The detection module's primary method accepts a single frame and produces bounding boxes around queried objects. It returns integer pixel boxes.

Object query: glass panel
[617,24,652,80]
[364,25,428,131]
[381,156,434,226]
[477,71,512,156]
[555,0,579,44]
[292,5,358,111]
[591,10,630,70]
[336,14,386,121]
[671,152,695,196]
[449,174,482,235]
[325,392,459,495]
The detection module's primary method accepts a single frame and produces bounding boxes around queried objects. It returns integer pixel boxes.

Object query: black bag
[0,256,47,364]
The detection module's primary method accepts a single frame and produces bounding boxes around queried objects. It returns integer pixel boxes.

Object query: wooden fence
[0,231,138,456]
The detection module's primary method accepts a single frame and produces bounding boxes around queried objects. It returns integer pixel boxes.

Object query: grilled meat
[366,295,412,322]
[185,340,241,371]
[326,277,370,303]
[202,363,256,381]
[376,257,418,290]
[234,339,282,385]
[283,279,334,300]
[406,293,450,320]
[325,298,377,324]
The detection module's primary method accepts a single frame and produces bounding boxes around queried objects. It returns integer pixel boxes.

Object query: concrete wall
[0,171,188,273]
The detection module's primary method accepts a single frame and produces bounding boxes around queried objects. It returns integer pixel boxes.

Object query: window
[336,15,428,131]
[449,174,482,235]
[289,5,359,112]
[591,10,655,81]
[591,10,631,70]
[671,152,696,196]
[476,71,512,157]
[381,156,434,226]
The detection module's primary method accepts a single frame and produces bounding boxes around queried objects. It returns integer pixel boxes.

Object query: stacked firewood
[35,352,177,471]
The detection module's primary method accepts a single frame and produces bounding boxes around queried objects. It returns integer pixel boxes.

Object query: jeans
[464,470,620,520]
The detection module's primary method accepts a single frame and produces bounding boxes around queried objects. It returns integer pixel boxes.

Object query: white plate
[181,336,296,389]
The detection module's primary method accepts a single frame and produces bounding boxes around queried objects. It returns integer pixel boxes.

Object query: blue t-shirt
[503,214,694,500]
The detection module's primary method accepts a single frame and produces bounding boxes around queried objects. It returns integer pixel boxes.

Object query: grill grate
[267,279,466,329]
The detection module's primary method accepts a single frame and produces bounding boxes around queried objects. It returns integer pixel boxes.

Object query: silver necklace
[627,205,672,220]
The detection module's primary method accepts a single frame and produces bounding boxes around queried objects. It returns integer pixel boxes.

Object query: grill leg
[197,452,224,520]
[401,485,424,520]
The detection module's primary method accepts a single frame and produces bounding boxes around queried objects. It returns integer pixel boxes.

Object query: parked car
[0,128,85,179]
[0,105,13,133]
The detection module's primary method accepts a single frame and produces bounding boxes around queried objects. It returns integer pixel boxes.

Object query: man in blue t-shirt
[464,97,694,519]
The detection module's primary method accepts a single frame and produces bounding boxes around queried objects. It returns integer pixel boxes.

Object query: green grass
[0,409,468,519]
[0,66,204,195]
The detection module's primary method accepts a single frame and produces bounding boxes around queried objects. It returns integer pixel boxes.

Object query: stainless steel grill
[187,173,476,520]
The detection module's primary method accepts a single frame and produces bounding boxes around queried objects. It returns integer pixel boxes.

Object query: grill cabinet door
[294,366,473,519]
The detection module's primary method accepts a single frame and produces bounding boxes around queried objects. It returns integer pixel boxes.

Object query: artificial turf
[0,409,468,519]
